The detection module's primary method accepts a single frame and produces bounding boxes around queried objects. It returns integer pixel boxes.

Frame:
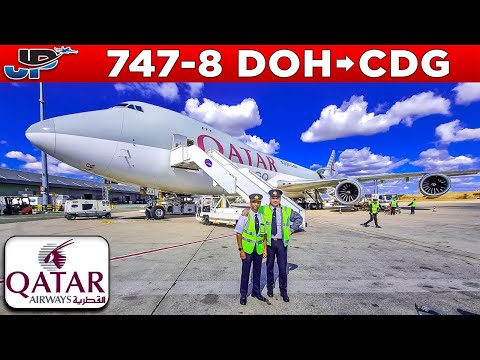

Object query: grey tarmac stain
[200,294,219,304]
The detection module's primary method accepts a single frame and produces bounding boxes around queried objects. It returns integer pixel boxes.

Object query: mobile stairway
[170,144,306,228]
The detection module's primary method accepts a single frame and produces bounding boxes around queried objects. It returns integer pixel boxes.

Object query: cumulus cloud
[6,151,37,163]
[21,156,89,176]
[114,82,180,101]
[183,98,280,155]
[5,151,93,177]
[300,91,450,142]
[1,163,6,167]
[185,83,204,97]
[435,120,480,144]
[452,82,480,105]
[410,148,479,172]
[450,175,480,191]
[237,135,280,155]
[0,140,7,145]
[333,147,409,176]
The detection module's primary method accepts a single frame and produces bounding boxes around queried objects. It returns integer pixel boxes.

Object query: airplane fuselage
[26,101,319,197]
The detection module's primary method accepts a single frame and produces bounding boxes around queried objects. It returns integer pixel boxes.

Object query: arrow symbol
[336,56,354,71]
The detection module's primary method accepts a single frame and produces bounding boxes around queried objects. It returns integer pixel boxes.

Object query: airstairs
[170,144,306,227]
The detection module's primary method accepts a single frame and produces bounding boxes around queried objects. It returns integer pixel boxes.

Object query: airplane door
[107,109,142,182]
[172,134,188,149]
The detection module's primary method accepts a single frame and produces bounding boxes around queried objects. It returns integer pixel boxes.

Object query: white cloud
[300,91,450,142]
[334,147,409,176]
[114,82,179,101]
[5,151,93,177]
[435,120,480,144]
[450,175,480,191]
[184,98,261,137]
[185,83,204,97]
[0,140,7,145]
[310,163,322,170]
[183,98,280,155]
[410,148,479,172]
[1,163,6,168]
[452,82,480,105]
[388,91,450,126]
[237,135,280,155]
[6,151,37,163]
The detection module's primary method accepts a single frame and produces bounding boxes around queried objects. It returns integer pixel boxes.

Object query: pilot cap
[268,189,283,197]
[249,193,263,202]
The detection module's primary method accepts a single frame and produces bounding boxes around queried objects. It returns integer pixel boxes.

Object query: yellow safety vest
[241,212,266,255]
[369,201,380,214]
[259,205,292,247]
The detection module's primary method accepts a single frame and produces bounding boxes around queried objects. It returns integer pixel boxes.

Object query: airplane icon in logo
[54,46,78,55]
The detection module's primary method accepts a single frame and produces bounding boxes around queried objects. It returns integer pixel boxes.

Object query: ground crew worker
[234,193,267,305]
[390,197,398,215]
[242,189,303,302]
[407,198,417,214]
[361,197,382,228]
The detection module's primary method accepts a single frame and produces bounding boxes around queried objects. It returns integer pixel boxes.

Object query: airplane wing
[277,169,480,193]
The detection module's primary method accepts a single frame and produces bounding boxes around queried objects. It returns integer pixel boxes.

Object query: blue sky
[1,82,480,194]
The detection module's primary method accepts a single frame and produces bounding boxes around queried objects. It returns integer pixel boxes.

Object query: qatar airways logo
[39,239,73,271]
[4,236,109,309]
[197,134,278,172]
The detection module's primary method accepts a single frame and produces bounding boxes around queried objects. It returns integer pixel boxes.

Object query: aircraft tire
[151,205,166,220]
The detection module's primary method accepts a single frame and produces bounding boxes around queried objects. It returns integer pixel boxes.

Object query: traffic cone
[432,206,436,212]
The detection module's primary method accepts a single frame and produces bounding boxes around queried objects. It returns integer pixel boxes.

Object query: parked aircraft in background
[25,101,480,218]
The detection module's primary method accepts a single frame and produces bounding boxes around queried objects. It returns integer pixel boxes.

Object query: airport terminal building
[0,168,143,204]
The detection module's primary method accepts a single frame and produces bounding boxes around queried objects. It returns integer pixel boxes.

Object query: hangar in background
[0,168,143,204]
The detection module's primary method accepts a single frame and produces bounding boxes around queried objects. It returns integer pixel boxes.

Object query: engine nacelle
[334,179,365,205]
[418,173,451,197]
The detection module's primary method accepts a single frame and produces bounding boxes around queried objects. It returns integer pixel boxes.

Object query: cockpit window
[113,103,144,112]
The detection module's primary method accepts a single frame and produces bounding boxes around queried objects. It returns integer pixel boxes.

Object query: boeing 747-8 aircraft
[25,101,480,219]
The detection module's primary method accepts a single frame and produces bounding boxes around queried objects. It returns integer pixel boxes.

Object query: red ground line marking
[0,234,233,284]
[109,234,232,261]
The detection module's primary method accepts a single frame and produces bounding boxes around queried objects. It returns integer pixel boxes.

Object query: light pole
[40,82,50,211]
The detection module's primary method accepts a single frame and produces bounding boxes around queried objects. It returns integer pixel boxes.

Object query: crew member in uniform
[234,193,267,305]
[390,197,398,215]
[361,197,382,228]
[243,189,303,302]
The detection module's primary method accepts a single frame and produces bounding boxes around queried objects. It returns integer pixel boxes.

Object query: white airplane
[25,100,480,219]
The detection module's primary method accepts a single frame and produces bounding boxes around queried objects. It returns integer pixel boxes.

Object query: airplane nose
[25,119,56,154]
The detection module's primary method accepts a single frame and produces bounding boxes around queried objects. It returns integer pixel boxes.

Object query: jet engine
[418,173,451,197]
[334,179,365,205]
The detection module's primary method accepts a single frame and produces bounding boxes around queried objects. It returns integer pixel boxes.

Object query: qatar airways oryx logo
[4,236,109,309]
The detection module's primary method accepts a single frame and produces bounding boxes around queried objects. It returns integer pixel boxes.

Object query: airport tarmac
[0,200,479,315]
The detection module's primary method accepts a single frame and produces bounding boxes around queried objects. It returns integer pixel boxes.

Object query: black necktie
[271,208,277,236]
[255,213,259,234]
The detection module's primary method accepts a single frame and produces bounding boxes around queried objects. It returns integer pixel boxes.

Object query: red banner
[1,45,480,82]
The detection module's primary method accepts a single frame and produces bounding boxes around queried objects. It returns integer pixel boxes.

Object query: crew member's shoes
[375,225,381,228]
[361,223,368,227]
[267,289,273,297]
[240,296,247,305]
[281,294,290,302]
[253,294,267,302]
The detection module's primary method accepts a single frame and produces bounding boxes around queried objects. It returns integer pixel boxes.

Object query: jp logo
[4,46,78,80]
